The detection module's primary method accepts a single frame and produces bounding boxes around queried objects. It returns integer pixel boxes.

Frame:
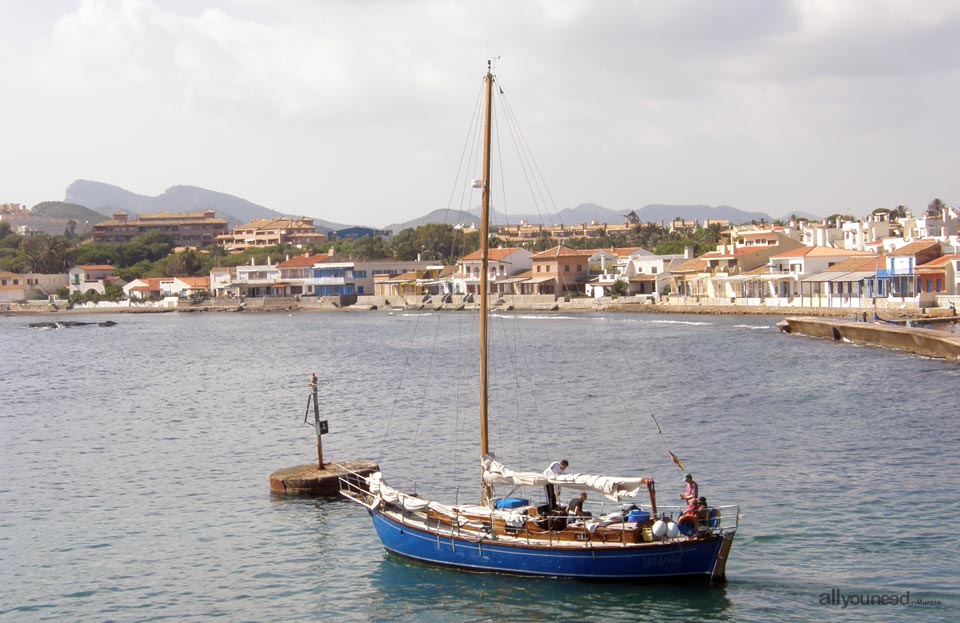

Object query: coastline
[5,298,955,321]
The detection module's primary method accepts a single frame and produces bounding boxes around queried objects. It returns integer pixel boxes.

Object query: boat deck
[341,486,738,550]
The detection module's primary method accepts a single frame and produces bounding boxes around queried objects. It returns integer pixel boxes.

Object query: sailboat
[339,61,739,580]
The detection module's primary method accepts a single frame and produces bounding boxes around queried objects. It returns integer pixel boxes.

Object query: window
[565,265,570,272]
[354,270,367,278]
[536,266,541,273]
[576,264,582,272]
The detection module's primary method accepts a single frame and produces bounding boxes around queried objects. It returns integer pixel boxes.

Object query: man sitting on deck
[567,493,592,519]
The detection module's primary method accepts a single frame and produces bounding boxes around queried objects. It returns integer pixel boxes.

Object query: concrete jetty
[269,460,379,496]
[779,316,960,361]
[270,372,380,496]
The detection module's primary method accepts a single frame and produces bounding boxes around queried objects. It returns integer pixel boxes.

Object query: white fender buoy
[652,520,667,538]
[666,521,679,538]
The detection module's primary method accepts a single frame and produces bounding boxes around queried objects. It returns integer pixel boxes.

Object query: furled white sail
[481,456,651,502]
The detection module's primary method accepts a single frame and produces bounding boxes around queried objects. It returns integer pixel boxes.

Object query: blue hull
[369,509,731,580]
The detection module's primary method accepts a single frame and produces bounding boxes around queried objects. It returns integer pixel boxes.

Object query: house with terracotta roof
[275,252,335,296]
[915,254,960,297]
[92,211,227,247]
[68,265,120,296]
[215,217,326,252]
[799,255,883,309]
[374,265,456,299]
[122,276,210,300]
[757,247,875,305]
[521,246,594,296]
[670,234,805,302]
[879,239,942,300]
[584,247,690,298]
[454,247,533,296]
[123,277,165,300]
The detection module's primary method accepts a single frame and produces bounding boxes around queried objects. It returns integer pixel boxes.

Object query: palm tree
[41,236,71,272]
[927,198,947,218]
[18,237,45,273]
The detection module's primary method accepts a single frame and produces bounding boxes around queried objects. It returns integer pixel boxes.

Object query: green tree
[610,279,628,297]
[123,231,175,265]
[116,260,154,282]
[148,250,204,277]
[73,243,121,266]
[347,236,390,260]
[103,281,124,301]
[386,224,479,262]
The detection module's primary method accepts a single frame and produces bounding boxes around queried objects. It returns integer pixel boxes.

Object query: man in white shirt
[543,460,568,508]
[544,459,569,477]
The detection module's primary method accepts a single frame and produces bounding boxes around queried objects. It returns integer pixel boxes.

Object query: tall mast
[479,61,493,460]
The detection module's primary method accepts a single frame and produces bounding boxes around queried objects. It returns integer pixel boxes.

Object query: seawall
[780,316,960,361]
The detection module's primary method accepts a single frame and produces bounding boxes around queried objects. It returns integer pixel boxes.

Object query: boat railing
[336,464,378,510]
[645,504,740,534]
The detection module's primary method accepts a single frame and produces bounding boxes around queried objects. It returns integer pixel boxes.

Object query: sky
[1,0,959,228]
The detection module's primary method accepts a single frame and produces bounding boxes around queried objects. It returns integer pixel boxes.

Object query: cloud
[2,0,959,221]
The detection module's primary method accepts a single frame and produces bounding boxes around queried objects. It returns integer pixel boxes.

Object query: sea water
[1,311,956,622]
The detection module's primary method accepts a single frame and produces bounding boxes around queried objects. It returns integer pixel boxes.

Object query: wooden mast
[479,61,493,465]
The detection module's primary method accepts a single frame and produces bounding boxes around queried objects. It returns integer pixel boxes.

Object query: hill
[630,204,773,225]
[387,203,775,231]
[64,180,350,232]
[385,209,481,234]
[31,201,110,224]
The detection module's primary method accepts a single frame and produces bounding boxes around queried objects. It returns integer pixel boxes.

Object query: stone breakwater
[780,316,960,361]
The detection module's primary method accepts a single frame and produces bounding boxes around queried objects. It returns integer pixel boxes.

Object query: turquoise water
[1,311,956,622]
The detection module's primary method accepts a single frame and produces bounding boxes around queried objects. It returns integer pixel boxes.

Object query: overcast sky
[2,0,958,227]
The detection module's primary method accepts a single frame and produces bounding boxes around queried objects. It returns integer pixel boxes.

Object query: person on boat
[680,472,699,511]
[543,459,568,509]
[567,493,591,519]
[695,497,710,523]
[544,459,568,476]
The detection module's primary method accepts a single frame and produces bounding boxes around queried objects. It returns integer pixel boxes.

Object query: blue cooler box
[495,498,529,510]
[627,510,650,523]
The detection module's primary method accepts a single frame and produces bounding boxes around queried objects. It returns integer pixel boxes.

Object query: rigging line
[589,313,678,482]
[492,90,509,228]
[495,310,528,469]
[408,311,446,468]
[452,294,468,487]
[377,311,427,466]
[445,78,486,223]
[509,313,553,470]
[499,89,563,226]
[497,90,545,224]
